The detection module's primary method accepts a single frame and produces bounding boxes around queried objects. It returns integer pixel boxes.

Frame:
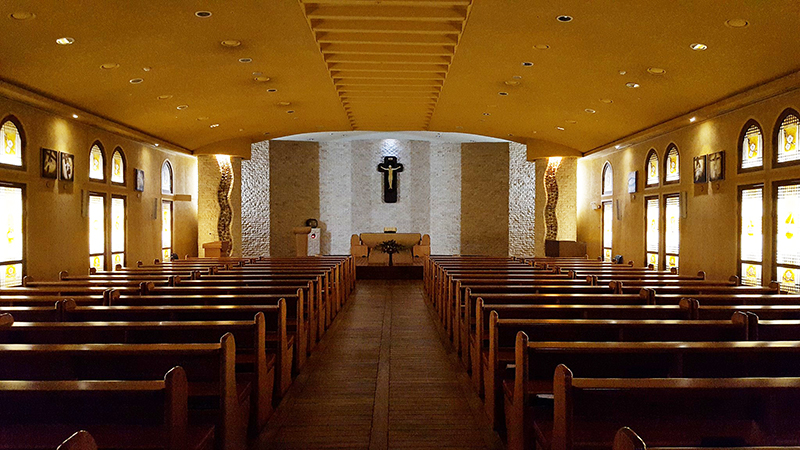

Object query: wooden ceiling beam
[325,54,451,64]
[321,43,455,56]
[306,6,467,22]
[332,71,446,80]
[317,32,458,46]
[302,0,470,7]
[311,20,462,34]
[327,63,449,73]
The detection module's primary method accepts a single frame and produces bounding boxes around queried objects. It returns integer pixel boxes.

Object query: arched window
[89,142,105,181]
[602,162,613,196]
[645,149,659,187]
[0,116,25,168]
[664,144,680,183]
[111,147,125,184]
[161,160,173,194]
[739,120,764,171]
[775,109,800,166]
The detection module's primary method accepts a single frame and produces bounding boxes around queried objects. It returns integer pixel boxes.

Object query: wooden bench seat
[612,427,800,450]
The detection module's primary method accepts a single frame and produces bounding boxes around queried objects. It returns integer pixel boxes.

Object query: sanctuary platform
[355,257,424,280]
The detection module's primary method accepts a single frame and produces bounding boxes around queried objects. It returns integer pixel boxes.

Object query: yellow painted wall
[0,95,198,281]
[577,89,800,282]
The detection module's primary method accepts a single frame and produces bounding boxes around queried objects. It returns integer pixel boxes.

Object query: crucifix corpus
[377,156,404,203]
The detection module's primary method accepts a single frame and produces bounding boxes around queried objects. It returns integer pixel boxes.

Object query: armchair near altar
[350,233,430,266]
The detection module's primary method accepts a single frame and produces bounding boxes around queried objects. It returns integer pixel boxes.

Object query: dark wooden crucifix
[377,156,404,203]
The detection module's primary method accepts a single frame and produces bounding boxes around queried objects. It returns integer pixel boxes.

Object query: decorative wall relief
[216,155,234,257]
[544,157,562,240]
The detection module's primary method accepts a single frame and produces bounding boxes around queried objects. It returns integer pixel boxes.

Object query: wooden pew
[0,366,212,450]
[57,431,97,450]
[612,427,800,450]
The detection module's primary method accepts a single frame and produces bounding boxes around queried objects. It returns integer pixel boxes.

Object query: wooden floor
[254,280,503,449]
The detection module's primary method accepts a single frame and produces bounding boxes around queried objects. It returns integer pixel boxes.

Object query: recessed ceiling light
[600,98,613,104]
[153,143,159,147]
[286,110,295,114]
[619,70,627,75]
[504,80,520,86]
[690,43,708,51]
[556,126,565,130]
[210,123,220,128]
[239,128,244,132]
[725,18,749,28]
[254,76,270,82]
[72,114,78,119]
[533,44,550,50]
[482,112,491,116]
[9,12,35,20]
[521,62,534,67]
[277,101,291,106]
[142,67,151,72]
[195,11,212,18]
[238,58,253,63]
[100,63,119,70]
[267,88,277,93]
[585,108,596,114]
[689,117,697,122]
[647,67,666,75]
[512,75,522,80]
[197,117,209,121]
[129,78,144,84]
[556,15,573,22]
[157,95,173,100]
[498,92,509,96]
[56,37,74,45]
[176,105,189,110]
[625,82,640,88]
[221,40,241,47]
[565,120,577,124]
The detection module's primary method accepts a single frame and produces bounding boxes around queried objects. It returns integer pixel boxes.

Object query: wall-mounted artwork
[134,169,145,192]
[59,152,74,182]
[41,148,58,179]
[627,171,638,193]
[693,155,707,184]
[708,151,724,182]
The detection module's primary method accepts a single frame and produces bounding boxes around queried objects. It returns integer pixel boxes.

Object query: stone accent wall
[319,141,352,255]
[217,156,234,257]
[544,158,561,240]
[197,155,220,256]
[241,140,270,257]
[509,142,536,257]
[430,143,461,254]
[556,157,577,241]
[461,142,509,256]
[269,141,320,258]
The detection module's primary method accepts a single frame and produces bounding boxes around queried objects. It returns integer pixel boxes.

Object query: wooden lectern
[202,241,230,258]
[292,227,312,257]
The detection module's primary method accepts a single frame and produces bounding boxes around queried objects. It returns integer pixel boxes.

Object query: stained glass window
[0,186,23,287]
[1,120,23,167]
[665,145,680,183]
[646,197,659,268]
[740,122,763,170]
[602,162,613,196]
[603,201,612,262]
[665,195,680,270]
[646,150,659,187]
[777,183,799,292]
[162,200,172,261]
[111,197,125,270]
[89,194,105,271]
[111,148,124,184]
[739,187,763,286]
[161,160,173,194]
[89,144,104,181]
[777,113,800,165]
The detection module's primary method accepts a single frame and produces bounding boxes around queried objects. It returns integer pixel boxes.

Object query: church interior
[1,1,800,449]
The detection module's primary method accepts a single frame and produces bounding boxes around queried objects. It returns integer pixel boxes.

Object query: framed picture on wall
[693,155,707,184]
[134,169,145,192]
[41,148,58,179]
[627,171,638,193]
[59,152,74,182]
[708,151,724,182]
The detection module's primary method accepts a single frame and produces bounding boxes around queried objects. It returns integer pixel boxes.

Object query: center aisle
[254,280,503,450]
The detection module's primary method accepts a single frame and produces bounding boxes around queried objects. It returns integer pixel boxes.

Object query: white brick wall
[509,142,536,256]
[430,143,461,254]
[241,140,270,257]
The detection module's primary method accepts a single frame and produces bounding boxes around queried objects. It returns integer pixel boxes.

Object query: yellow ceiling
[1,1,799,153]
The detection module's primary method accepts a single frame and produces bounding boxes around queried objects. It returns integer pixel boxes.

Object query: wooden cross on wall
[377,156,404,203]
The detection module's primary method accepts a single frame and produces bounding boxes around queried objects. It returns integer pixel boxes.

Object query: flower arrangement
[375,239,406,266]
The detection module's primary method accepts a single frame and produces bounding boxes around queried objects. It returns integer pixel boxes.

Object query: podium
[292,227,322,257]
[203,241,230,258]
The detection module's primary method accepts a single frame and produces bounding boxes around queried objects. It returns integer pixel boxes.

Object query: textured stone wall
[241,140,270,257]
[197,155,220,255]
[229,158,242,257]
[430,143,461,254]
[461,142,510,256]
[319,141,352,255]
[269,141,320,258]
[544,158,561,240]
[556,157,578,241]
[509,142,536,256]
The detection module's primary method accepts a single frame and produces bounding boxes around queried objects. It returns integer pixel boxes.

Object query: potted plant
[375,239,406,266]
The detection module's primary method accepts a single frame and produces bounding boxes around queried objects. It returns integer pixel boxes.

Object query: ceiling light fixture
[56,37,74,45]
[176,105,189,110]
[498,92,509,96]
[221,40,241,47]
[690,43,708,51]
[647,67,666,75]
[195,11,212,18]
[286,110,295,114]
[254,76,270,82]
[556,126,565,130]
[157,95,173,100]
[615,144,622,149]
[267,88,277,93]
[512,75,522,80]
[72,114,78,119]
[504,80,520,86]
[100,63,119,70]
[9,12,35,20]
[625,82,640,88]
[725,18,749,28]
[533,44,550,50]
[689,117,697,122]
[142,67,151,72]
[585,108,596,114]
[482,112,491,116]
[522,62,534,67]
[129,78,144,84]
[238,58,253,63]
[153,143,159,147]
[277,101,291,106]
[619,70,627,75]
[556,15,573,22]
[197,117,209,121]
[565,120,577,124]
[600,98,613,104]
[210,123,220,128]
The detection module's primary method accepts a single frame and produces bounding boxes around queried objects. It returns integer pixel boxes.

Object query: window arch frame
[663,144,680,185]
[645,149,660,188]
[88,141,107,182]
[0,115,27,171]
[161,159,174,195]
[601,161,613,196]
[773,108,800,169]
[738,119,764,173]
[110,147,126,186]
